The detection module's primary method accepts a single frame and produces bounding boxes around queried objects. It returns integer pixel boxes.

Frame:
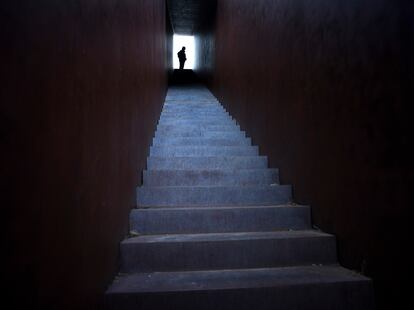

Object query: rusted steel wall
[1,1,167,308]
[195,0,216,87]
[211,1,413,309]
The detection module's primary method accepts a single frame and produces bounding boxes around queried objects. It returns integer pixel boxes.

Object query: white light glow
[173,35,196,69]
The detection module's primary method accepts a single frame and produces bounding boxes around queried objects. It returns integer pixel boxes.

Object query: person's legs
[179,60,185,70]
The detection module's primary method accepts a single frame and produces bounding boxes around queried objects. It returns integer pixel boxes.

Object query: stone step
[160,113,231,117]
[165,97,220,100]
[152,137,252,146]
[130,205,311,234]
[120,230,337,273]
[155,128,240,136]
[162,106,226,110]
[105,266,374,310]
[136,185,292,207]
[160,115,230,121]
[161,110,227,115]
[154,130,246,138]
[161,112,227,117]
[147,156,268,170]
[161,109,231,118]
[156,124,239,132]
[165,101,219,105]
[166,94,217,97]
[149,146,258,157]
[161,109,227,114]
[166,95,217,99]
[161,109,228,113]
[158,119,235,126]
[143,169,279,186]
[163,104,223,109]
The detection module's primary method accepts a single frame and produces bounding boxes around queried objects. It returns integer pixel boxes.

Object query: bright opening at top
[173,35,195,70]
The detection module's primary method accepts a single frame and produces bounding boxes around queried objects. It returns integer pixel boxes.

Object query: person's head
[182,47,186,51]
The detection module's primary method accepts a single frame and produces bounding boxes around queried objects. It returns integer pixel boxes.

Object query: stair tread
[148,156,266,159]
[151,146,256,149]
[107,265,370,294]
[143,168,278,174]
[137,185,292,207]
[122,230,332,244]
[139,185,288,188]
[134,204,306,211]
[143,169,279,185]
[147,156,268,170]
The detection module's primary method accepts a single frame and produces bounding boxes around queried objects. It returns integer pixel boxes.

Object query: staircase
[105,85,374,310]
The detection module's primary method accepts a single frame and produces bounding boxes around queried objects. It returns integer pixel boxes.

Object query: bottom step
[105,266,374,310]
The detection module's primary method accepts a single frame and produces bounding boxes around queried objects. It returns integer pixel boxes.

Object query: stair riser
[163,106,222,110]
[162,106,223,110]
[166,96,217,99]
[159,118,234,122]
[130,206,311,234]
[152,137,252,146]
[156,128,240,134]
[161,111,228,116]
[154,131,246,138]
[105,281,374,310]
[120,236,337,272]
[136,185,292,207]
[143,169,279,186]
[164,102,219,106]
[156,125,239,132]
[160,112,229,116]
[147,157,268,170]
[166,96,218,99]
[149,146,258,157]
[160,111,232,120]
[158,121,236,127]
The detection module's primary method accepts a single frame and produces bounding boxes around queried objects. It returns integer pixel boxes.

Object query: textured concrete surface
[150,145,259,157]
[156,125,241,133]
[130,205,310,234]
[140,91,289,205]
[154,130,246,138]
[120,230,337,272]
[152,137,252,146]
[137,185,292,207]
[108,265,370,293]
[106,266,374,310]
[147,156,268,170]
[147,156,267,170]
[143,169,279,186]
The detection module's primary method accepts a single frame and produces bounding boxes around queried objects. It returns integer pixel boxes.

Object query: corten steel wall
[166,4,174,80]
[195,27,215,87]
[195,0,217,87]
[1,0,167,309]
[211,0,413,309]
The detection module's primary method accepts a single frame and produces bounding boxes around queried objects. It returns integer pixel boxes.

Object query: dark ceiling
[167,0,216,35]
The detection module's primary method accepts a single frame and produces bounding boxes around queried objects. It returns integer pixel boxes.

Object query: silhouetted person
[178,47,187,70]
